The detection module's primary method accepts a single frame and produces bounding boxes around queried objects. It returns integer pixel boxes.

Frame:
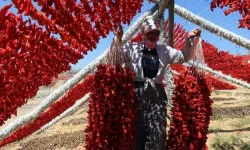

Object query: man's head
[145,29,160,42]
[141,16,161,41]
[141,16,161,49]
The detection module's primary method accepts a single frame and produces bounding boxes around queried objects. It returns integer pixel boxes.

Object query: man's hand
[114,25,123,42]
[189,28,201,38]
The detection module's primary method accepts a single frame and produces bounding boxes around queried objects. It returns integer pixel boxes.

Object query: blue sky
[0,0,249,70]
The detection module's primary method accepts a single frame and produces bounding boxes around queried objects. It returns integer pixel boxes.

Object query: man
[114,15,201,150]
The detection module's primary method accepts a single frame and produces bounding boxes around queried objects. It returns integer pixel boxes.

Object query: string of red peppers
[0,0,143,126]
[210,0,250,29]
[202,41,250,83]
[11,0,143,50]
[10,0,82,49]
[0,75,93,147]
[84,64,137,150]
[206,74,237,90]
[34,0,98,51]
[0,6,82,126]
[171,64,237,90]
[167,68,213,150]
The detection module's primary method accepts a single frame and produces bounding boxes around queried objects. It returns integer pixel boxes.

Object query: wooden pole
[157,0,170,18]
[168,0,175,47]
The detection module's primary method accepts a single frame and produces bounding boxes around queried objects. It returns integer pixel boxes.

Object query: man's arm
[168,28,201,64]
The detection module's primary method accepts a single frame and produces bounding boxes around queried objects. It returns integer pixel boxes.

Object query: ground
[1,72,250,150]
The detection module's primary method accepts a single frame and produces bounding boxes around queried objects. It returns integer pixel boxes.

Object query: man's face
[145,30,160,42]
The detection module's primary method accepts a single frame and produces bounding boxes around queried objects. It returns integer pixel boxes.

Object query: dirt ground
[1,73,250,150]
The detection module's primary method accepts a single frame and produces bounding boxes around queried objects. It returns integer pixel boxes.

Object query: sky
[0,0,249,70]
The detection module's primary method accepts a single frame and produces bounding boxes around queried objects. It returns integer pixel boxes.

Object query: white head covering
[140,15,161,35]
[140,15,161,50]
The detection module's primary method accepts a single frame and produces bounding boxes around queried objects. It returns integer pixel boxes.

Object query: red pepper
[85,64,137,150]
[0,75,93,147]
[0,0,143,126]
[210,0,250,29]
[167,68,213,150]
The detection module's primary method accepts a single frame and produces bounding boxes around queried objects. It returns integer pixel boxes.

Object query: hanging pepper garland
[210,0,250,29]
[0,7,82,126]
[0,0,143,127]
[10,0,143,50]
[171,64,237,90]
[167,68,213,150]
[206,74,237,90]
[84,64,137,150]
[0,75,93,147]
[202,41,250,84]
